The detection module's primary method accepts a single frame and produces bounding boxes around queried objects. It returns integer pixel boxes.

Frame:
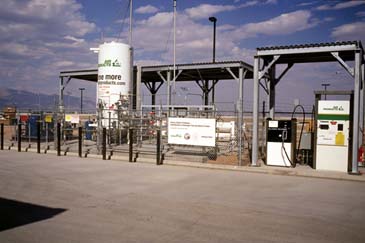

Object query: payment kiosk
[314,95,353,172]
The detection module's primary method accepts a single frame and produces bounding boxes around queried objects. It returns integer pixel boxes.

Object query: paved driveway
[0,151,364,243]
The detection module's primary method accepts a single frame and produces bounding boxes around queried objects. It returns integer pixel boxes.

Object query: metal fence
[0,107,270,166]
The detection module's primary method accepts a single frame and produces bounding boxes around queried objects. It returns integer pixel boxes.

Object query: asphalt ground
[0,150,365,243]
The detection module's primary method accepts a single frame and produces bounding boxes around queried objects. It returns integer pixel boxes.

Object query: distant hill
[0,88,95,113]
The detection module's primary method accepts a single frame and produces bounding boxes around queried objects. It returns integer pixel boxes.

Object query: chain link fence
[0,106,269,167]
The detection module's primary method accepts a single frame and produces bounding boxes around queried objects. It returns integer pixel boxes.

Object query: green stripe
[318,114,349,120]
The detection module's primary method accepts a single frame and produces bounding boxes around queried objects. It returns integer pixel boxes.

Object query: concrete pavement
[0,150,365,243]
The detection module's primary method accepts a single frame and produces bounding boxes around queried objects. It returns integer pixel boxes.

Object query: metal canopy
[257,41,363,63]
[141,61,254,81]
[251,40,364,175]
[58,60,252,166]
[59,61,254,82]
[60,69,98,82]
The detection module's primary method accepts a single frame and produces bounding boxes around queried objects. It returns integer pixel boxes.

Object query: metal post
[362,63,365,147]
[151,82,156,108]
[173,0,177,104]
[79,88,85,114]
[269,66,276,119]
[57,123,61,156]
[204,81,209,106]
[167,70,171,106]
[18,123,21,152]
[45,122,48,149]
[209,16,217,106]
[252,56,260,166]
[37,121,41,153]
[129,128,133,162]
[136,66,142,111]
[108,112,111,145]
[28,118,31,146]
[129,0,133,46]
[102,127,107,160]
[59,77,64,113]
[238,67,243,166]
[78,126,82,157]
[1,123,4,150]
[156,129,161,165]
[351,51,361,174]
[321,83,330,100]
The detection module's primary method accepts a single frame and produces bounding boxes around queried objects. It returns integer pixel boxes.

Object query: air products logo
[98,59,121,67]
[112,59,121,67]
[323,105,344,111]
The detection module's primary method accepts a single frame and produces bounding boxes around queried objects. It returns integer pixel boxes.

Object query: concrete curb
[163,160,365,182]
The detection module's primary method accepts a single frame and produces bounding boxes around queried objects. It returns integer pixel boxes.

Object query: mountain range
[0,88,95,113]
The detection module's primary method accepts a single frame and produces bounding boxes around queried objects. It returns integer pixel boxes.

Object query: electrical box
[315,100,350,172]
[266,119,296,167]
[299,132,312,150]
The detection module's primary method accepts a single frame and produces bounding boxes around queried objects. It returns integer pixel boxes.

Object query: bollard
[78,127,82,158]
[1,123,4,150]
[57,123,61,156]
[156,130,161,165]
[102,128,106,160]
[129,129,133,162]
[37,121,41,153]
[18,123,21,152]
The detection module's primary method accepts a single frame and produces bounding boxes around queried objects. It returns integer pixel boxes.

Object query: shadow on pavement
[0,197,67,232]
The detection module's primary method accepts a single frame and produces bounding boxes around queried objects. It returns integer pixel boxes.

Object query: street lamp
[321,83,330,100]
[79,88,85,113]
[209,16,217,106]
[209,16,217,62]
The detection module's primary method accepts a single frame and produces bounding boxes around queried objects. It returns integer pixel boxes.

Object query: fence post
[129,128,133,162]
[57,123,61,156]
[1,123,4,150]
[37,121,41,153]
[18,123,21,152]
[78,126,82,158]
[156,129,161,165]
[102,127,106,160]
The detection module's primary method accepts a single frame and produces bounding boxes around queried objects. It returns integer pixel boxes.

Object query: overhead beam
[259,55,280,80]
[331,52,354,77]
[226,67,238,81]
[275,63,294,85]
[157,71,167,83]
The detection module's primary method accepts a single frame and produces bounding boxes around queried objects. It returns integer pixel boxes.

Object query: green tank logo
[98,59,121,67]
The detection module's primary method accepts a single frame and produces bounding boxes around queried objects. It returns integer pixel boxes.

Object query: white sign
[168,118,216,147]
[318,100,349,115]
[65,114,80,124]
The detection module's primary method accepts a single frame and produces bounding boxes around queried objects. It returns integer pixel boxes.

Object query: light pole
[209,16,217,105]
[209,16,217,62]
[79,88,85,113]
[321,83,330,100]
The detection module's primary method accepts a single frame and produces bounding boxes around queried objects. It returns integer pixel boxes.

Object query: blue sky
[0,0,364,110]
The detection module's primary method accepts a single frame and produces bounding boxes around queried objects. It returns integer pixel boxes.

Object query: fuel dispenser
[266,119,297,167]
[314,100,352,172]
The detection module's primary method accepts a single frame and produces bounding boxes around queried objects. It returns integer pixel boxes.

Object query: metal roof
[60,69,98,82]
[257,41,361,51]
[59,60,255,83]
[256,40,363,64]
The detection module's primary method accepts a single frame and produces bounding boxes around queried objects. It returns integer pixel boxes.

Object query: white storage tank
[96,41,132,127]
